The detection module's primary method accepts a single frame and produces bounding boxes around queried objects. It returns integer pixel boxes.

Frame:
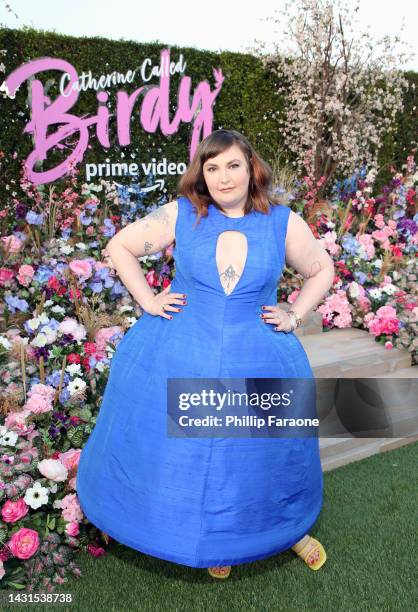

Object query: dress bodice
[170,196,291,311]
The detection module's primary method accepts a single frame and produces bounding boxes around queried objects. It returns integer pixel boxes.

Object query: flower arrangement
[280,154,417,360]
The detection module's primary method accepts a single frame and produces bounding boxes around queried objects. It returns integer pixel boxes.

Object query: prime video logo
[85,157,187,181]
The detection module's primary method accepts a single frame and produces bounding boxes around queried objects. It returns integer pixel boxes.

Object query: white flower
[0,430,18,447]
[24,481,49,510]
[37,459,68,482]
[369,288,382,299]
[373,259,383,269]
[382,284,397,295]
[0,336,12,350]
[31,332,49,348]
[50,305,66,315]
[68,378,87,394]
[60,244,74,255]
[348,282,360,298]
[66,363,82,376]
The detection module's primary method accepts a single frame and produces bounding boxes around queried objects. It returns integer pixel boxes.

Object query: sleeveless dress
[76,196,323,568]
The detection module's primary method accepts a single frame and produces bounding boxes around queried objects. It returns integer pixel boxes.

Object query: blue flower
[354,271,367,284]
[5,295,29,313]
[33,265,55,283]
[89,281,103,293]
[79,212,92,226]
[25,211,44,225]
[102,219,116,238]
[341,233,359,255]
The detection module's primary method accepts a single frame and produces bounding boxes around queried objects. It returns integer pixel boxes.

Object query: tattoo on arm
[147,207,170,226]
[303,260,322,279]
[144,241,153,255]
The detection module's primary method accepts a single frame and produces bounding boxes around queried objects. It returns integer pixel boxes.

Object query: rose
[17,264,35,286]
[65,522,80,537]
[1,498,29,523]
[7,528,40,559]
[69,259,93,280]
[58,449,82,471]
[37,458,68,482]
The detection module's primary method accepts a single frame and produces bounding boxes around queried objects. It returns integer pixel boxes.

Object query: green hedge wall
[0,26,416,203]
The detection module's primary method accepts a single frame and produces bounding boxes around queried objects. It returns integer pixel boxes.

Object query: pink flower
[385,341,394,349]
[37,458,68,482]
[146,269,159,287]
[356,233,375,260]
[58,449,82,471]
[25,394,53,415]
[87,543,106,557]
[319,231,341,256]
[60,493,84,523]
[27,383,56,403]
[1,498,29,523]
[0,268,15,286]
[7,528,40,559]
[17,264,35,286]
[317,290,353,328]
[1,235,24,253]
[59,318,87,342]
[0,560,5,579]
[374,214,385,229]
[69,259,93,280]
[4,409,33,433]
[65,522,80,537]
[94,326,123,358]
[288,289,301,304]
[365,305,400,336]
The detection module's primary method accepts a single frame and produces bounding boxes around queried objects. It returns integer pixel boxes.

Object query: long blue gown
[76,196,323,568]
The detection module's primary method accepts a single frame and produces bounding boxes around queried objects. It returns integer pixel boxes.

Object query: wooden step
[300,328,412,377]
[320,435,418,471]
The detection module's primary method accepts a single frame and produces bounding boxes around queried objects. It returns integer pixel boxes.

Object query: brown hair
[177,129,281,227]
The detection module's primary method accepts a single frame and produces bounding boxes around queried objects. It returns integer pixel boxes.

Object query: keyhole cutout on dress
[215,231,248,296]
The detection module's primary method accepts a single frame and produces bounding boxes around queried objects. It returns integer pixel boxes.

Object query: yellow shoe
[293,536,327,570]
[207,565,232,579]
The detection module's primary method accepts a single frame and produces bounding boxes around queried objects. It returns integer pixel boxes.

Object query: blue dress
[76,196,323,568]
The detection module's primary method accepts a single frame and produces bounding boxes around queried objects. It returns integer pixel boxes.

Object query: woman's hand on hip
[261,304,294,332]
[142,286,187,319]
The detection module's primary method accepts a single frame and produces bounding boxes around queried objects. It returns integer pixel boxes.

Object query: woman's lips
[220,187,234,192]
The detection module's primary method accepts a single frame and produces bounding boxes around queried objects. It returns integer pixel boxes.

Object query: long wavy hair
[177,129,281,228]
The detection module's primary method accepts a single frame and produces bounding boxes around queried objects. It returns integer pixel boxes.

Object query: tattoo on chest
[219,265,241,293]
[144,241,153,254]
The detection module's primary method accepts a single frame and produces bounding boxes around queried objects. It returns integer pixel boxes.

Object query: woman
[76,129,335,579]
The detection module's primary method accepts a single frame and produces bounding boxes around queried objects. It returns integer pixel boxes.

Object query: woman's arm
[284,210,335,320]
[106,200,179,312]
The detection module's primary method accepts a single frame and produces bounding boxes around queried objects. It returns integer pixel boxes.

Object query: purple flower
[5,295,29,313]
[25,211,44,225]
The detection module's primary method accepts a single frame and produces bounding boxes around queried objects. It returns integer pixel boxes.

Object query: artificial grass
[3,441,417,612]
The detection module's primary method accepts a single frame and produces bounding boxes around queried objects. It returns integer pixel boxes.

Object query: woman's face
[202,144,250,210]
